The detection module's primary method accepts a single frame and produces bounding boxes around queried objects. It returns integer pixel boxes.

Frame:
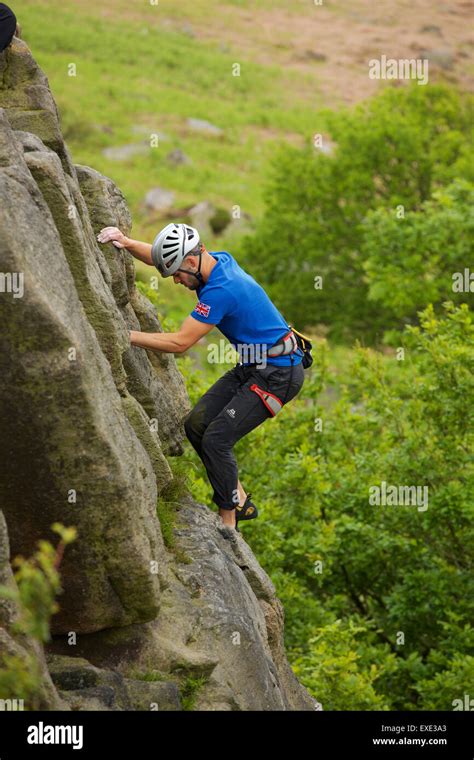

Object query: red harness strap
[250,383,283,417]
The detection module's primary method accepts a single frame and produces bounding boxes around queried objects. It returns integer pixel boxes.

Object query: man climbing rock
[97,223,307,532]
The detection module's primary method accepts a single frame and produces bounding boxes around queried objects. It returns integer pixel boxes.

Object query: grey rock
[143,187,176,214]
[74,163,189,455]
[47,655,103,691]
[0,511,16,630]
[0,38,75,176]
[124,678,182,710]
[186,118,224,137]
[44,497,321,710]
[188,200,216,238]
[47,653,132,709]
[13,130,55,154]
[130,125,168,140]
[49,652,182,710]
[102,142,150,161]
[189,201,233,237]
[0,111,166,633]
[166,148,191,165]
[117,496,321,711]
[59,687,119,711]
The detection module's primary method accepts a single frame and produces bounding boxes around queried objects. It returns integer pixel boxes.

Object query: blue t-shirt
[190,252,303,367]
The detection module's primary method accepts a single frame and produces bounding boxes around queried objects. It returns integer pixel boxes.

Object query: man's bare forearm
[124,238,154,266]
[130,330,187,353]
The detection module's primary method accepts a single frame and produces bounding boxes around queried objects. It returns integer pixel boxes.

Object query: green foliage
[239,85,473,341]
[362,180,474,332]
[180,675,208,711]
[293,620,392,710]
[0,648,49,708]
[210,207,232,234]
[0,524,76,707]
[233,304,473,709]
[0,524,77,642]
[415,654,474,710]
[124,667,207,710]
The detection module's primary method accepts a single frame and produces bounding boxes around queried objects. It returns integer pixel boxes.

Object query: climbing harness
[266,326,313,368]
[249,326,314,414]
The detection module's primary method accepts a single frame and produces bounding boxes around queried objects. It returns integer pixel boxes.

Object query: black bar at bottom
[0,709,471,757]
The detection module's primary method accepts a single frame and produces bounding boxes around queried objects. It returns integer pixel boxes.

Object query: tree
[239,85,473,341]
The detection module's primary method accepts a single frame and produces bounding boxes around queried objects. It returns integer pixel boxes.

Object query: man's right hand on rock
[97,227,128,249]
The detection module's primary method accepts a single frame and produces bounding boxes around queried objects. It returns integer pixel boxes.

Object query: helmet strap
[177,250,204,284]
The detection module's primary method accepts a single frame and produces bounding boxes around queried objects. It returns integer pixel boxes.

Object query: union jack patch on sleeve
[194,301,211,318]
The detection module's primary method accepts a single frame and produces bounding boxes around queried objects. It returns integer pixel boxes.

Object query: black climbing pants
[184,361,305,510]
[0,4,16,53]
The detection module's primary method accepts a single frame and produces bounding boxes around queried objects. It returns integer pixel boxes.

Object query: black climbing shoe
[236,493,258,522]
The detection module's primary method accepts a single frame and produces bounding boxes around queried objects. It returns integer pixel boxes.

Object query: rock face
[0,39,320,711]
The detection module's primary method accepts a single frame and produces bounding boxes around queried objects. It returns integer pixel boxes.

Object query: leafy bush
[362,180,474,334]
[0,524,76,707]
[231,304,473,709]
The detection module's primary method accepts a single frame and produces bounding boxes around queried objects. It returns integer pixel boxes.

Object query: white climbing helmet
[151,222,200,277]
